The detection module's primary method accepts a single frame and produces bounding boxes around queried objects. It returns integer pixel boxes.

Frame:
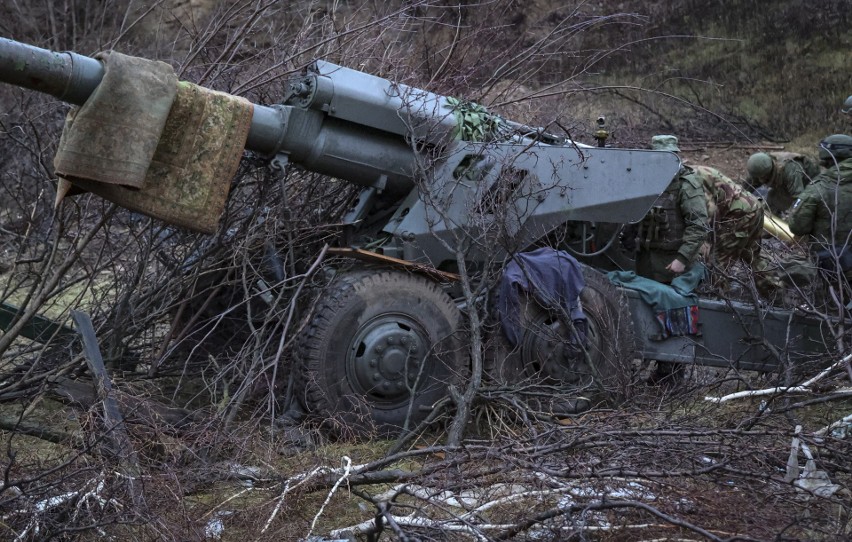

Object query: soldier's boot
[648,360,686,388]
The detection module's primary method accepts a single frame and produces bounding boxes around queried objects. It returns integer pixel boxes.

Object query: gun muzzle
[0,37,104,105]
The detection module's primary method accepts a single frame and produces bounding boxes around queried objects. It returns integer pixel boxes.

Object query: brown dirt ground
[678,140,814,184]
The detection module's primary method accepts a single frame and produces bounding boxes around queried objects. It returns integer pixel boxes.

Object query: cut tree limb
[49,377,199,429]
[0,413,75,444]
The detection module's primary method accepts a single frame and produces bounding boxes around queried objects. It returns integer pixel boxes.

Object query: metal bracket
[342,187,377,225]
[270,153,290,174]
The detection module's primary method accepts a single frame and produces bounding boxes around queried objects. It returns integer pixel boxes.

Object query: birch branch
[704,354,852,404]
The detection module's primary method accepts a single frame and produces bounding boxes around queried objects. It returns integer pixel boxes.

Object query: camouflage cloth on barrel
[54,51,254,233]
[54,51,177,189]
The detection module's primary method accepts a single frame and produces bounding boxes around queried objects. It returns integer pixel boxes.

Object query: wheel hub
[349,315,429,403]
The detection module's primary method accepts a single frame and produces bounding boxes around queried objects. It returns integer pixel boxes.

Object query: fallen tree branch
[49,377,200,430]
[493,499,735,542]
[330,498,743,542]
[306,455,352,539]
[814,413,852,437]
[0,414,75,445]
[704,354,852,404]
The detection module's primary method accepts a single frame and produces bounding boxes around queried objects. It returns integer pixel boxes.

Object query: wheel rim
[347,313,431,404]
[521,311,596,385]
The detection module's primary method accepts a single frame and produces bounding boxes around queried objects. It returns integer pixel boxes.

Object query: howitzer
[0,37,677,256]
[0,38,830,432]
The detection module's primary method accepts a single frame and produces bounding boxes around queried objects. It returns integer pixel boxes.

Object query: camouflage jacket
[788,158,852,246]
[750,152,820,212]
[670,166,710,265]
[750,152,819,193]
[691,165,764,254]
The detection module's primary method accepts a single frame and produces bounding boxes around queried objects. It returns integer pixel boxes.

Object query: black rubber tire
[579,266,637,401]
[294,270,463,435]
[503,265,636,404]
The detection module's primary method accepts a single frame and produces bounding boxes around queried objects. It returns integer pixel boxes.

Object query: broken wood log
[0,413,75,445]
[49,377,200,430]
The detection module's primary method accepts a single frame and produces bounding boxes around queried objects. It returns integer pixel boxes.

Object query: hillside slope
[563,0,850,145]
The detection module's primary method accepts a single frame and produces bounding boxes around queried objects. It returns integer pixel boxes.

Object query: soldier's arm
[781,162,807,198]
[787,190,818,236]
[675,181,710,264]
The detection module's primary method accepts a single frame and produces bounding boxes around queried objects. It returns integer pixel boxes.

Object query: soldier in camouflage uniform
[636,136,709,283]
[693,164,766,269]
[638,136,770,288]
[745,151,820,214]
[788,134,852,283]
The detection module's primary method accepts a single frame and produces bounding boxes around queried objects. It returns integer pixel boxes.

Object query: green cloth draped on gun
[53,51,253,234]
[608,263,706,339]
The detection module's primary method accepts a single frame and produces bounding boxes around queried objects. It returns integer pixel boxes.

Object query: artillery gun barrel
[0,37,103,105]
[0,37,285,155]
[0,37,419,192]
[0,36,679,222]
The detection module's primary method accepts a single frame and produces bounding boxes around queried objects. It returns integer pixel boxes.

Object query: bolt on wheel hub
[349,315,429,402]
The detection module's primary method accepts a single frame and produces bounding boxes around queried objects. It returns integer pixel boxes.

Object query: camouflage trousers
[749,239,852,307]
[766,247,852,308]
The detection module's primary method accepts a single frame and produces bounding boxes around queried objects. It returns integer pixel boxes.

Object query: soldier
[692,164,768,276]
[788,134,852,283]
[635,135,709,283]
[745,151,820,215]
[638,135,768,286]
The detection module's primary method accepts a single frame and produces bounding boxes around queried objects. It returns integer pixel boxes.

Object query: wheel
[295,270,464,435]
[504,265,636,404]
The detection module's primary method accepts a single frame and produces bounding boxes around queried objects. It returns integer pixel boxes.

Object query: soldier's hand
[666,258,686,274]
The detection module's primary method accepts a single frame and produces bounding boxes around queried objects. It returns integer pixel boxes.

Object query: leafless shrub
[0,1,850,540]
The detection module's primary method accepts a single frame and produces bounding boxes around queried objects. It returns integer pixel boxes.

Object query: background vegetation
[0,1,849,540]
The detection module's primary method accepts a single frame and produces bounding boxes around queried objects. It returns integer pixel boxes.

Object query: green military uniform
[636,165,709,283]
[788,156,852,281]
[637,162,771,290]
[746,152,820,214]
[788,157,852,238]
